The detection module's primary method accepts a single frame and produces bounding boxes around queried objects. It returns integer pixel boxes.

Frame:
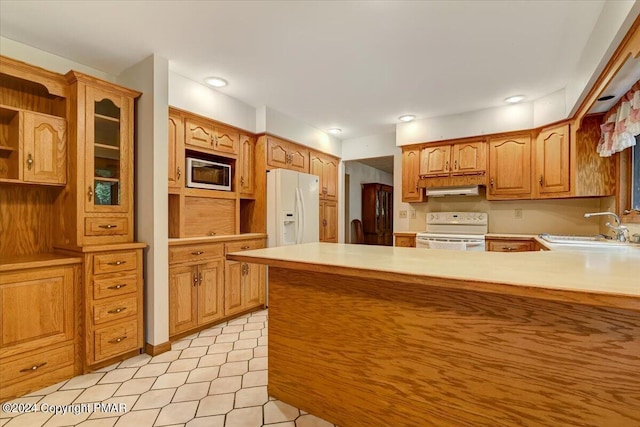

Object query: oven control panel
[427,211,488,226]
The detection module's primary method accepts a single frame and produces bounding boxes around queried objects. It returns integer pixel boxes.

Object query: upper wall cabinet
[185,118,239,156]
[420,140,486,177]
[310,151,338,201]
[22,111,66,185]
[168,110,185,191]
[266,136,309,173]
[420,145,451,177]
[487,134,532,200]
[401,148,424,203]
[534,123,570,197]
[238,134,254,197]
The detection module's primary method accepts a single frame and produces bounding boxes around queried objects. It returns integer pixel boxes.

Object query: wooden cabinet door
[310,154,324,195]
[535,124,570,195]
[323,157,338,200]
[169,264,198,336]
[420,145,451,176]
[488,135,531,199]
[289,147,309,172]
[244,263,265,309]
[197,260,224,325]
[22,112,66,185]
[452,141,486,175]
[320,200,338,242]
[0,267,74,355]
[395,235,416,247]
[213,125,239,155]
[239,134,254,196]
[168,112,184,190]
[185,118,213,150]
[266,138,289,169]
[224,261,244,316]
[402,148,424,202]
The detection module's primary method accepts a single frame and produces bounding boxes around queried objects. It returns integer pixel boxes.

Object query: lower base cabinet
[224,260,266,317]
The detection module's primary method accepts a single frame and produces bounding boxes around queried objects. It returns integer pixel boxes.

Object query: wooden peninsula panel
[268,267,640,427]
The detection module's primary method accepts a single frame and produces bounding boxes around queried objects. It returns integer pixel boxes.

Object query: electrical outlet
[411,210,417,219]
[399,210,407,219]
[514,208,523,219]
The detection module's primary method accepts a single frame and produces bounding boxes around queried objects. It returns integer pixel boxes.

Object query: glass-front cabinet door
[85,86,131,213]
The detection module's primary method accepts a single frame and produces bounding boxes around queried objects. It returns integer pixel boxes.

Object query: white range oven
[416,211,488,251]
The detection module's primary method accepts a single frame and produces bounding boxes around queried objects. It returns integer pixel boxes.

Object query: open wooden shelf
[0,145,16,153]
[95,113,120,123]
[95,143,120,151]
[0,177,66,187]
[94,176,119,182]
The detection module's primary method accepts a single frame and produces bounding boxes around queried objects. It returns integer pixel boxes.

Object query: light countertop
[228,242,640,310]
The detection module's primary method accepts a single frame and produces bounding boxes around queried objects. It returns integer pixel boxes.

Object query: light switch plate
[514,208,523,219]
[411,210,417,219]
[399,210,407,219]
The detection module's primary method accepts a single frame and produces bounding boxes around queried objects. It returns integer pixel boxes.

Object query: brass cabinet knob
[26,153,34,170]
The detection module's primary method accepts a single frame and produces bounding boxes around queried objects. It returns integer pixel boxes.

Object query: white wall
[533,89,567,127]
[118,55,170,347]
[168,71,256,132]
[342,132,397,161]
[344,161,393,242]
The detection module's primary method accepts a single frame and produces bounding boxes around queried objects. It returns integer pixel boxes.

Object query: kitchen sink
[539,233,640,252]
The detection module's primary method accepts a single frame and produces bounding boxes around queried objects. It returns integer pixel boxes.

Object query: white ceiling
[0,1,607,140]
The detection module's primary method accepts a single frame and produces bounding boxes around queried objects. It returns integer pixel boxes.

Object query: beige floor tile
[154,401,198,426]
[253,346,267,357]
[222,325,244,334]
[171,340,191,350]
[24,380,67,397]
[296,414,335,427]
[226,318,248,326]
[258,336,268,346]
[234,385,268,408]
[167,358,199,373]
[218,361,248,377]
[208,376,242,395]
[198,327,222,337]
[197,353,226,368]
[134,362,169,378]
[77,417,118,427]
[150,350,182,364]
[114,408,159,427]
[183,333,199,340]
[195,393,234,417]
[249,357,267,371]
[60,373,104,390]
[263,400,300,424]
[152,372,189,389]
[264,422,295,427]
[215,333,239,343]
[99,367,138,384]
[117,354,152,368]
[238,330,261,340]
[179,347,207,359]
[43,409,91,426]
[227,349,253,362]
[0,396,42,418]
[224,406,262,427]
[172,382,209,403]
[113,378,155,397]
[132,388,175,410]
[189,337,216,347]
[39,389,83,406]
[186,366,219,383]
[207,343,233,355]
[3,411,53,427]
[248,315,267,323]
[75,384,120,403]
[184,415,224,427]
[94,362,120,373]
[242,370,267,387]
[89,395,138,419]
[233,338,258,350]
[261,327,268,336]
[243,322,263,331]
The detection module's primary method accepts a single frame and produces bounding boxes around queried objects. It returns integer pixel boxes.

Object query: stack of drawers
[85,247,144,367]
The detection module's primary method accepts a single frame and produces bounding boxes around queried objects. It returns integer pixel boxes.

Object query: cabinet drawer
[93,273,138,300]
[93,296,138,325]
[225,239,266,254]
[487,240,534,252]
[169,243,223,265]
[1,344,74,385]
[94,319,139,362]
[85,217,129,236]
[93,251,137,275]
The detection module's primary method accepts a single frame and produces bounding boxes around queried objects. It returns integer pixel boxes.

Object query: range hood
[425,185,480,197]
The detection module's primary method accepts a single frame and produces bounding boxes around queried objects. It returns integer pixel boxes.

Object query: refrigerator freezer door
[297,172,320,243]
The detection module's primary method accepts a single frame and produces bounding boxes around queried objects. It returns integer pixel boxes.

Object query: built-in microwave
[186,157,232,191]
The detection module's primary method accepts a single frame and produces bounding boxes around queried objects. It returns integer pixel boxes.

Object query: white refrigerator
[266,168,319,247]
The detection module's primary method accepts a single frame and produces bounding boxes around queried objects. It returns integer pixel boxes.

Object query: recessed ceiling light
[597,95,615,101]
[505,95,525,104]
[327,128,342,135]
[204,77,228,88]
[398,115,415,122]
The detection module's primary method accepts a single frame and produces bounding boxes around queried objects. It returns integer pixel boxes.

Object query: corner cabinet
[401,147,424,202]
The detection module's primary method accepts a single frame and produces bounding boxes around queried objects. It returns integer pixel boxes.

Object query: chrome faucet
[584,212,629,242]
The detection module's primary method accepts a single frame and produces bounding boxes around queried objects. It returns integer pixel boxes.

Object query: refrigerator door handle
[295,188,303,244]
[298,187,306,243]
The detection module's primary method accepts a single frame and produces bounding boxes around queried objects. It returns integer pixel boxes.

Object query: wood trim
[65,71,141,99]
[0,55,68,98]
[144,341,172,356]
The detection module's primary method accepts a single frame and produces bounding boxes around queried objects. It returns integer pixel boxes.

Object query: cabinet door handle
[539,175,544,186]
[98,224,118,229]
[107,260,127,266]
[445,161,449,172]
[454,160,458,170]
[88,186,94,201]
[241,245,250,250]
[108,307,127,314]
[109,336,128,344]
[490,178,494,187]
[20,362,47,372]
[240,176,245,186]
[191,251,204,255]
[177,166,181,179]
[107,284,127,290]
[323,219,328,226]
[209,232,216,236]
[193,272,198,286]
[502,246,515,251]
[198,272,203,284]
[26,153,34,170]
[213,134,219,146]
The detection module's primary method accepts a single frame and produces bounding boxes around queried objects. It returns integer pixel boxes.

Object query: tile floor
[0,309,337,427]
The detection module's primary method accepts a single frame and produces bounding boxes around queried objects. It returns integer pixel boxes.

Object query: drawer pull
[20,362,47,373]
[107,284,127,290]
[108,307,127,314]
[209,232,216,236]
[241,245,250,250]
[502,246,515,251]
[191,251,204,255]
[107,260,127,266]
[109,336,128,344]
[98,224,118,229]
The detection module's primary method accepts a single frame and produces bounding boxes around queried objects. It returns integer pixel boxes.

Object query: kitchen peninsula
[228,243,640,427]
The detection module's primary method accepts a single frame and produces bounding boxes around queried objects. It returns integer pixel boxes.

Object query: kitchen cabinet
[487,134,532,200]
[224,238,266,316]
[420,145,451,177]
[361,183,393,246]
[310,151,338,201]
[486,239,534,252]
[420,140,486,177]
[394,233,416,247]
[238,134,254,197]
[266,136,309,173]
[534,123,570,196]
[168,110,184,190]
[320,200,338,243]
[185,118,239,156]
[401,147,425,202]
